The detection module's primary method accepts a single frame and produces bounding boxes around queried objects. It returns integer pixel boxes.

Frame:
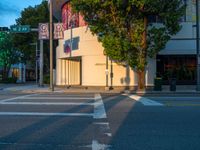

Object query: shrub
[0,77,17,83]
[43,75,50,84]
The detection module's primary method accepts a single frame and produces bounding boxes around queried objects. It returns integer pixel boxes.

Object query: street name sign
[10,25,30,33]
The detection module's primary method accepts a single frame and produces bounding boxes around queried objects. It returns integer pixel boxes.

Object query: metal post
[39,40,43,87]
[36,42,38,84]
[68,60,70,88]
[67,18,74,88]
[49,0,54,91]
[70,23,73,57]
[106,56,108,88]
[196,0,200,91]
[110,59,113,90]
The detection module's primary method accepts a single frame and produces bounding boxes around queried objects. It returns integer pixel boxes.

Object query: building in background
[9,63,26,83]
[0,63,26,83]
[53,0,199,88]
[156,0,198,85]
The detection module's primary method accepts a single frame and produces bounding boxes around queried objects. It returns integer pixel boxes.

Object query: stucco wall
[56,26,156,86]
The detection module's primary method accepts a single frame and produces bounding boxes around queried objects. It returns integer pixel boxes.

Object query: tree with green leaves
[0,32,21,79]
[71,0,185,89]
[12,1,51,72]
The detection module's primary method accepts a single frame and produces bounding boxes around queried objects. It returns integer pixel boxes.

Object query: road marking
[93,94,107,119]
[94,122,109,125]
[0,94,39,102]
[82,140,111,150]
[94,122,112,137]
[92,140,111,150]
[0,112,93,117]
[0,102,94,106]
[104,133,112,137]
[15,97,94,100]
[125,94,163,106]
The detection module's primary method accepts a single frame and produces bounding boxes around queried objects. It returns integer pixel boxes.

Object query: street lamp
[196,0,200,91]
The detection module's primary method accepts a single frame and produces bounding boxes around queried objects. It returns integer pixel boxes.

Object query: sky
[0,0,43,27]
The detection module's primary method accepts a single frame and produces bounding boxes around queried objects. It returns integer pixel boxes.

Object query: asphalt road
[0,91,200,150]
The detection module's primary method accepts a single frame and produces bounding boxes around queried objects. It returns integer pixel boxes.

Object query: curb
[20,89,200,95]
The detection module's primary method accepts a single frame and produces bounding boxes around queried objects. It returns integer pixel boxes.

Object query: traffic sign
[39,23,49,40]
[10,25,30,33]
[54,23,64,39]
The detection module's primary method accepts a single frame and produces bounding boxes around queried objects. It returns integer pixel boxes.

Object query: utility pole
[49,0,54,91]
[39,40,44,87]
[196,0,200,91]
[36,42,38,85]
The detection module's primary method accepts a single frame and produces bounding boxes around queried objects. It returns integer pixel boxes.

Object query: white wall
[159,22,196,55]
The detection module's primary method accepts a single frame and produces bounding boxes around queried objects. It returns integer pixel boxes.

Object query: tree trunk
[137,15,147,90]
[137,70,145,90]
[2,66,7,80]
[2,66,10,80]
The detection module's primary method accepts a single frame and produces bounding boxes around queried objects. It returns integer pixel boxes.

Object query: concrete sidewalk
[1,84,200,95]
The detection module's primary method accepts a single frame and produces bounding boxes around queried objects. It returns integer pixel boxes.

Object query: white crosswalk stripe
[0,94,107,119]
[123,94,164,106]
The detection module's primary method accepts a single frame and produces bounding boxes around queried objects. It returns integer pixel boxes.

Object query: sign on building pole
[38,23,49,87]
[54,23,64,39]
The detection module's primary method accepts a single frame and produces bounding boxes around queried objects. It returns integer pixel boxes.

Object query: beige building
[54,0,196,88]
[56,25,155,88]
[54,0,156,88]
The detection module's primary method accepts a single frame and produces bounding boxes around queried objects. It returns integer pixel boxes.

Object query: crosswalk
[0,93,107,119]
[0,93,111,150]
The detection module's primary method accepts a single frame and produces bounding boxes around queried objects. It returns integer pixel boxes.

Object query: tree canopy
[12,1,51,71]
[71,0,185,89]
[0,32,21,79]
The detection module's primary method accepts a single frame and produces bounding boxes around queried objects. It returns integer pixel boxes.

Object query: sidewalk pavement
[1,84,200,95]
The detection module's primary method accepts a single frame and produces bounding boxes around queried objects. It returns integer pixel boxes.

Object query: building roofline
[51,0,69,21]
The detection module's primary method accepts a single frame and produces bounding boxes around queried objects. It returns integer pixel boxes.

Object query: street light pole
[196,0,200,91]
[49,0,54,91]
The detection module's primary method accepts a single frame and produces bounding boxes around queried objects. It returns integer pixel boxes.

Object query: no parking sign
[39,23,49,40]
[54,23,64,39]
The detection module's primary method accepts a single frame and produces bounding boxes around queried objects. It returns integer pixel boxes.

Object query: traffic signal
[0,27,9,32]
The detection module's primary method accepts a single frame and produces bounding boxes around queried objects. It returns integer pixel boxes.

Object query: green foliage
[12,1,52,72]
[43,74,50,84]
[0,32,21,69]
[71,0,185,71]
[0,77,17,83]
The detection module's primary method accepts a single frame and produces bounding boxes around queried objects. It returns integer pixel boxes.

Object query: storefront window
[157,55,196,85]
[12,68,19,79]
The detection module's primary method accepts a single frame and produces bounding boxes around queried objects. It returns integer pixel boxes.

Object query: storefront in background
[157,55,196,85]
